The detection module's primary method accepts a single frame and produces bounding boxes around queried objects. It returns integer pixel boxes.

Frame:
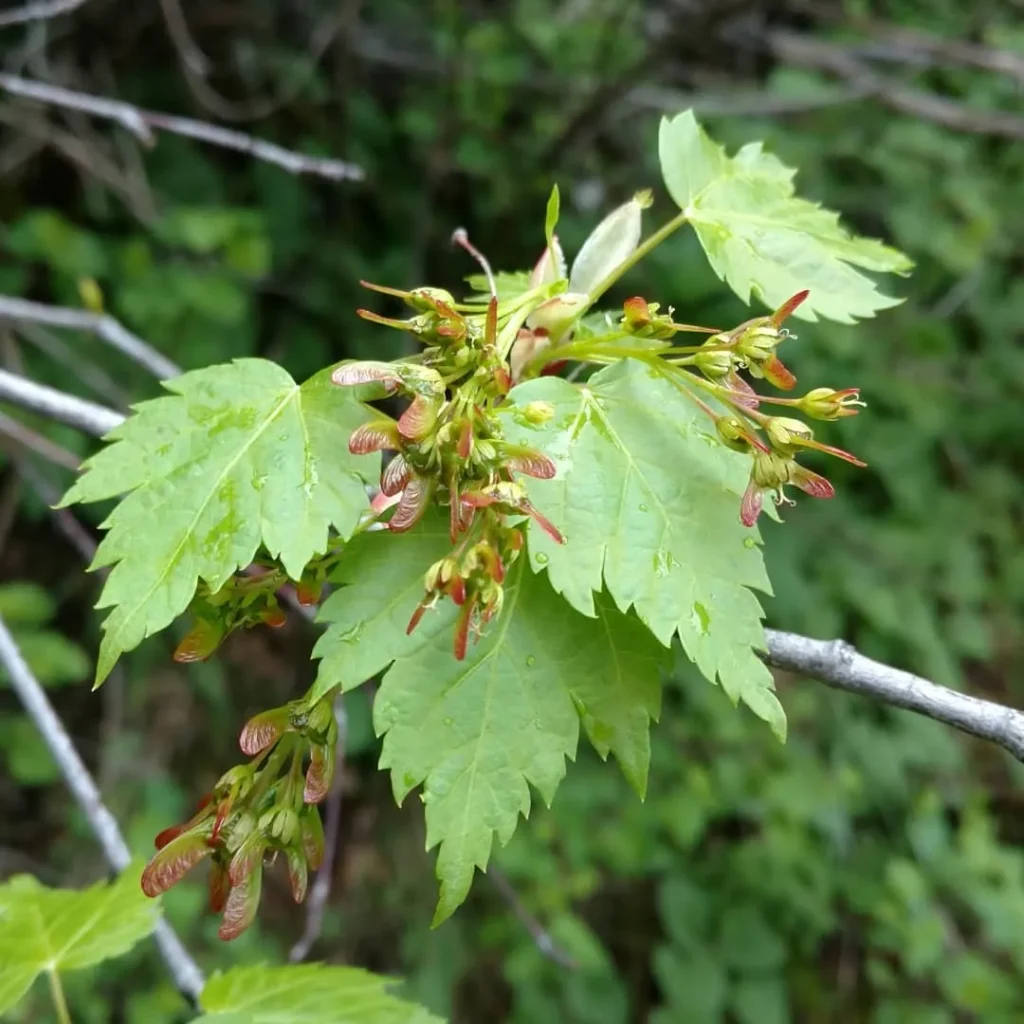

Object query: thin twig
[0,72,364,180]
[487,865,578,969]
[16,458,97,562]
[0,615,206,1004]
[289,695,348,962]
[0,0,88,29]
[17,323,132,409]
[0,367,124,436]
[0,409,82,470]
[0,295,179,379]
[0,104,158,224]
[763,30,1024,140]
[160,0,343,124]
[764,629,1024,761]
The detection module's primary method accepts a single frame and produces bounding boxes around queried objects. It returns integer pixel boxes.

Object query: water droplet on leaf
[535,552,549,565]
[526,655,536,667]
[743,537,756,549]
[443,716,453,726]
[638,503,648,512]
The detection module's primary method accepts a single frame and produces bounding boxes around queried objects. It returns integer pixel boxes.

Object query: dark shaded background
[1,0,1024,1020]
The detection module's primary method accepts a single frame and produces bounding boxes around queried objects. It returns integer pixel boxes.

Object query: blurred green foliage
[1,0,1023,1021]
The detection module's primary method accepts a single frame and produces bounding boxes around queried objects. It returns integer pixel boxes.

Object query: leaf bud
[569,197,644,296]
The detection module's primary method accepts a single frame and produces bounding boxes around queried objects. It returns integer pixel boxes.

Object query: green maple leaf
[499,360,785,739]
[465,269,533,302]
[59,359,375,684]
[192,963,442,1024]
[659,109,913,323]
[313,515,665,923]
[0,866,159,1014]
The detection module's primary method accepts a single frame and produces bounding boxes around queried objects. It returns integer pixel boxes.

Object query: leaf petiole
[48,967,72,1024]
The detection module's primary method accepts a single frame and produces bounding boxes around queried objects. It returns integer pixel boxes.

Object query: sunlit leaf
[192,963,444,1024]
[500,361,786,739]
[59,359,375,684]
[0,866,158,1015]
[313,514,665,923]
[659,110,913,323]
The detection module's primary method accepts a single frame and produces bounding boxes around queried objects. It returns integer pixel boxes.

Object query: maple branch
[0,367,123,436]
[0,409,81,470]
[0,73,364,180]
[764,629,1024,761]
[0,614,206,1004]
[486,866,578,969]
[289,695,347,963]
[0,295,179,379]
[0,0,87,28]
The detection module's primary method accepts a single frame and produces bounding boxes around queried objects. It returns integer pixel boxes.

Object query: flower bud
[424,557,458,592]
[751,451,793,490]
[620,297,675,339]
[270,807,300,845]
[765,417,814,449]
[716,417,755,453]
[305,697,335,736]
[510,327,551,382]
[569,197,644,296]
[798,387,865,420]
[695,346,732,379]
[407,287,456,313]
[530,238,567,287]
[735,323,780,363]
[526,294,588,342]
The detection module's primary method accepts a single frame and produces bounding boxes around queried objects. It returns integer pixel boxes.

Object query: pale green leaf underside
[59,358,375,684]
[0,866,158,1014]
[314,515,665,922]
[500,361,785,739]
[659,110,913,323]
[193,963,443,1024]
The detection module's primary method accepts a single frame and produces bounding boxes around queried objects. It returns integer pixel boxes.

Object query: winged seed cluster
[59,111,911,934]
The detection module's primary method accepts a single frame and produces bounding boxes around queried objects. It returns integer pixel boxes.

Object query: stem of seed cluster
[48,968,72,1024]
[580,209,690,313]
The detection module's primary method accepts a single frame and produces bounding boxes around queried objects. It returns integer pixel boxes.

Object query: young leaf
[0,866,159,1014]
[544,183,560,252]
[658,110,913,323]
[59,359,375,685]
[499,361,786,740]
[192,963,442,1024]
[313,515,665,923]
[464,269,534,302]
